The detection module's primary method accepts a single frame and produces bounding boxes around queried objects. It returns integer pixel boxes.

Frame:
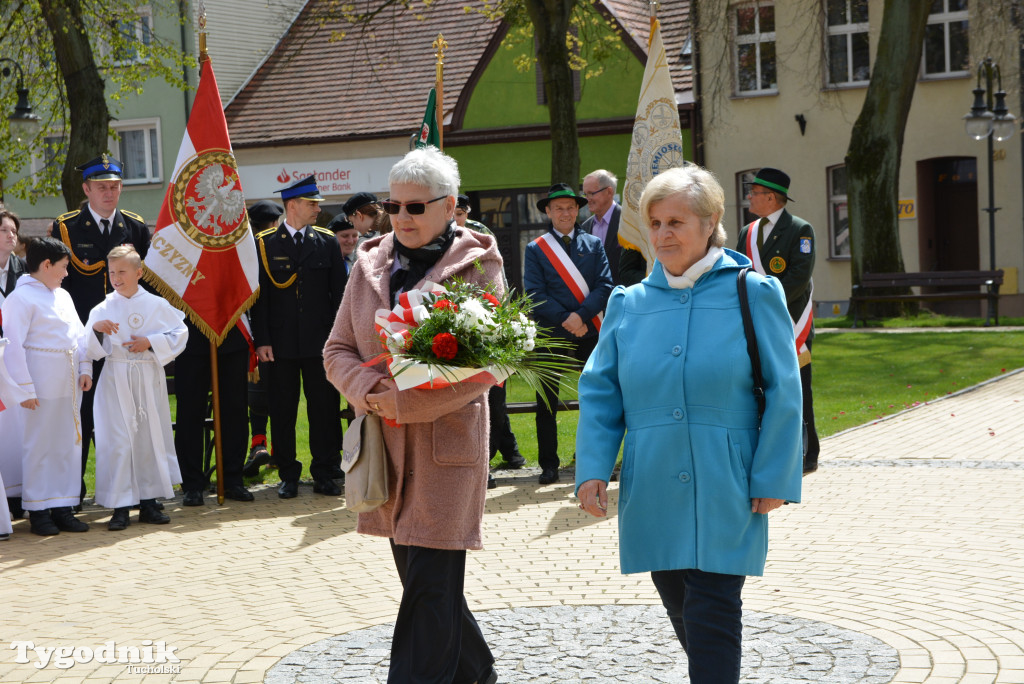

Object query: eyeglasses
[581,187,611,198]
[381,196,447,215]
[747,189,773,197]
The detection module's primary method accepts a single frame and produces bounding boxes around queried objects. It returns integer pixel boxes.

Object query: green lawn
[79,329,1024,494]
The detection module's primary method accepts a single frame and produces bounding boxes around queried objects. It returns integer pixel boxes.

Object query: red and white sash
[533,233,603,331]
[744,220,813,364]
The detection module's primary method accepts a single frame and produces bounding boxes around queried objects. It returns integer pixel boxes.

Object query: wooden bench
[850,270,1003,327]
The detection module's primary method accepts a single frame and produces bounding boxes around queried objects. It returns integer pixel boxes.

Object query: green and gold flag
[415,88,440,149]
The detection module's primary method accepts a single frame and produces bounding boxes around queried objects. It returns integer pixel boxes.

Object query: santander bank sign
[237,156,400,200]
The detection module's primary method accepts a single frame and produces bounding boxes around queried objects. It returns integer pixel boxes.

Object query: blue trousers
[650,568,746,684]
[388,541,494,684]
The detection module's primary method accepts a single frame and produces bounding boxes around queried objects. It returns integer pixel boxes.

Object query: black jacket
[52,206,151,323]
[252,225,347,358]
[581,202,623,285]
[0,253,26,336]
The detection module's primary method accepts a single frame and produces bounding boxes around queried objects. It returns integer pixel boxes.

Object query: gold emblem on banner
[173,151,249,248]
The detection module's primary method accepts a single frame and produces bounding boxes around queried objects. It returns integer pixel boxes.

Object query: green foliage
[0,0,195,202]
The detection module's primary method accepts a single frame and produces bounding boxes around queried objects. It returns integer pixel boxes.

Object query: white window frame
[921,0,968,79]
[732,2,778,96]
[101,5,153,66]
[827,164,851,260]
[110,118,162,185]
[824,0,870,87]
[736,169,759,230]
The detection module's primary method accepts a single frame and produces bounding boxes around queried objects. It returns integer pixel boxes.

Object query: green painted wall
[461,14,646,130]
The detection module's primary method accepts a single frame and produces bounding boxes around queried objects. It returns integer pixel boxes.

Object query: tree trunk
[524,0,580,188]
[845,0,931,316]
[38,0,109,211]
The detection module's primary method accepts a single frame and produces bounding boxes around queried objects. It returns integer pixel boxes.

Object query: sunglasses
[381,195,447,215]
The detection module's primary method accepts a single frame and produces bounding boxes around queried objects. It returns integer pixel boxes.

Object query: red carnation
[482,293,500,308]
[433,299,459,312]
[431,332,459,360]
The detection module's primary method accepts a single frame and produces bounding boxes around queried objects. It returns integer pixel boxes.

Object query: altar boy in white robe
[1,237,92,536]
[84,246,187,531]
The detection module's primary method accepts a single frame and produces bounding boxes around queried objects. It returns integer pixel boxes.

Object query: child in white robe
[84,246,188,530]
[1,238,92,536]
[0,338,30,539]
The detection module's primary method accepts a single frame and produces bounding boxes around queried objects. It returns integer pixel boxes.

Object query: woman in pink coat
[323,147,502,684]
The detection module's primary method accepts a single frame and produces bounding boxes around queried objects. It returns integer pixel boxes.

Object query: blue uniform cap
[275,175,324,202]
[76,154,124,181]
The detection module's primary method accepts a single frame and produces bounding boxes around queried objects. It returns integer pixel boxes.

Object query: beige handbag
[341,413,390,513]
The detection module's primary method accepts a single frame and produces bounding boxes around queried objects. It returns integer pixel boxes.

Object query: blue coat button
[671,345,682,356]
[678,472,691,483]
[679,292,690,304]
[672,408,683,420]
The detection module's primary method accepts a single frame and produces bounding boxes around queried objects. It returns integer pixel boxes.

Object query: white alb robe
[0,337,29,498]
[1,275,90,511]
[84,289,187,508]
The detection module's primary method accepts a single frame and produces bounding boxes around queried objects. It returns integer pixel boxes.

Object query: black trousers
[264,356,340,482]
[487,383,519,461]
[650,568,746,684]
[248,361,269,440]
[79,357,104,500]
[535,336,597,472]
[388,541,494,684]
[173,348,247,491]
[801,360,820,470]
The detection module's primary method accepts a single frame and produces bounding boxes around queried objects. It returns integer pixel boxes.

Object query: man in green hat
[736,167,819,474]
[525,183,612,484]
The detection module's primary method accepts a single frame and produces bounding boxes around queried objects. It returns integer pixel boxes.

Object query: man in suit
[525,184,613,484]
[51,155,151,505]
[0,209,26,327]
[253,176,348,498]
[581,169,624,285]
[736,167,819,474]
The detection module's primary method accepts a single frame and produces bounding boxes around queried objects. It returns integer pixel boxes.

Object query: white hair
[389,146,461,197]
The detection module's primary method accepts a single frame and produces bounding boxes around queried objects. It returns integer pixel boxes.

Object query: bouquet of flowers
[371,279,575,396]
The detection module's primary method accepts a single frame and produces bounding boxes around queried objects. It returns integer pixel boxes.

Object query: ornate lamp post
[0,57,39,203]
[963,57,1016,272]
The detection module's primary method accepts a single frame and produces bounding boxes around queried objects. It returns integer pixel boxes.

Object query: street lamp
[962,57,1016,274]
[0,58,39,126]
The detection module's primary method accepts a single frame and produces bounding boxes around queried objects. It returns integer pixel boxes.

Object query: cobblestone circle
[265,605,899,683]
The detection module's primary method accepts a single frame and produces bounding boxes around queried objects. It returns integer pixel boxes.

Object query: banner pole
[433,33,447,151]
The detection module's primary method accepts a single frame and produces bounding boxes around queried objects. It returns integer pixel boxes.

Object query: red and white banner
[533,233,602,331]
[144,55,258,344]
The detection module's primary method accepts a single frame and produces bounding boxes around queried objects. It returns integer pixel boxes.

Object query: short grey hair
[639,165,727,249]
[389,146,461,198]
[585,169,618,190]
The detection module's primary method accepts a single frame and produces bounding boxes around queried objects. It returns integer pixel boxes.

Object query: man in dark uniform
[736,167,819,474]
[253,176,347,498]
[51,155,151,504]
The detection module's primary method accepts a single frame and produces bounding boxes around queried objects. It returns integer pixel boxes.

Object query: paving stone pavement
[1,369,1023,683]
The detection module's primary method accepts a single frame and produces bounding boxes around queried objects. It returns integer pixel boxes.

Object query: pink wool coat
[323,229,505,550]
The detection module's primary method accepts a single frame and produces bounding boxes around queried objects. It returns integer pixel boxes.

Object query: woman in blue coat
[576,165,803,683]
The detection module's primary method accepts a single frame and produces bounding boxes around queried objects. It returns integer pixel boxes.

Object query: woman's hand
[577,479,608,517]
[365,378,398,420]
[751,497,785,514]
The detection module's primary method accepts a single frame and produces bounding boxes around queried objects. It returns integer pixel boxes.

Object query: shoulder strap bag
[341,413,390,513]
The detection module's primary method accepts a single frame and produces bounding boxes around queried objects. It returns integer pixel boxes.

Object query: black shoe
[29,510,60,536]
[223,485,255,502]
[108,508,130,531]
[538,468,560,485]
[479,666,498,684]
[312,478,341,496]
[51,507,89,532]
[182,490,204,506]
[488,474,497,490]
[243,445,271,477]
[498,454,527,469]
[803,461,819,475]
[8,497,23,519]
[610,465,620,482]
[278,480,299,499]
[139,500,170,524]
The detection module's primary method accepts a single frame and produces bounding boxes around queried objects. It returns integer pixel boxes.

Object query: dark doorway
[916,157,981,315]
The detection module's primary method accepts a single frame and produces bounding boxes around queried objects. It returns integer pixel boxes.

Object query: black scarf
[389,223,456,306]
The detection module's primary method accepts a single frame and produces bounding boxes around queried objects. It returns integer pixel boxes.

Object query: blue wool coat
[575,249,803,577]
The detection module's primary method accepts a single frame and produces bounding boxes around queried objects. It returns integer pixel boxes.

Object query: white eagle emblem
[187,164,246,234]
